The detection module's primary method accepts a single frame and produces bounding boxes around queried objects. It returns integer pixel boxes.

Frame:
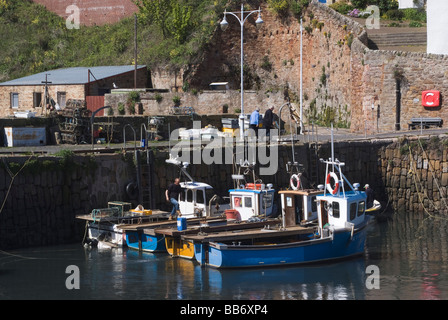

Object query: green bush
[0,0,230,82]
[172,95,181,105]
[383,9,404,21]
[118,103,125,115]
[267,0,290,16]
[402,8,426,22]
[154,93,163,103]
[409,21,423,28]
[329,2,354,14]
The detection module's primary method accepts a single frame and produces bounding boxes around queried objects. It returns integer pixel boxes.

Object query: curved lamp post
[220,3,263,141]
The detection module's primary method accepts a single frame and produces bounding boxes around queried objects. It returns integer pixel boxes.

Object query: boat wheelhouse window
[358,201,365,216]
[197,190,205,204]
[332,202,340,218]
[350,203,357,220]
[186,189,193,202]
[244,197,252,208]
[311,196,317,212]
[234,196,242,207]
[262,193,273,209]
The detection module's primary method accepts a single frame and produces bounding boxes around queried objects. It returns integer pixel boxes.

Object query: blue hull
[125,231,166,253]
[194,227,367,268]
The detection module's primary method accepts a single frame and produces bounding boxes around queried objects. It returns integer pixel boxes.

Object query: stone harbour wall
[315,135,448,216]
[0,153,134,249]
[1,135,448,250]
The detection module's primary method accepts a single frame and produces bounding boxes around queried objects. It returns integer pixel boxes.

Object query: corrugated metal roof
[0,65,146,86]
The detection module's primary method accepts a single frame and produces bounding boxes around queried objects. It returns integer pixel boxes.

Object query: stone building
[0,65,147,117]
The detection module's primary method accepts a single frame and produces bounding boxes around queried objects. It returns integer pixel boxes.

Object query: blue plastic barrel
[177,217,187,231]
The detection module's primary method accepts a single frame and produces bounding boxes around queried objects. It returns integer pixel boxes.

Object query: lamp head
[255,11,264,29]
[220,13,229,31]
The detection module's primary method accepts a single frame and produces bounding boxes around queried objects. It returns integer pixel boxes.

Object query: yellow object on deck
[129,209,152,215]
[222,127,237,137]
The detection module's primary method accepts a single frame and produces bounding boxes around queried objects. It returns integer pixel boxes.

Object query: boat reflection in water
[123,248,366,300]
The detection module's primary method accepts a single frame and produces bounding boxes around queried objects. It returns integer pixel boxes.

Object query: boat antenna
[331,122,335,172]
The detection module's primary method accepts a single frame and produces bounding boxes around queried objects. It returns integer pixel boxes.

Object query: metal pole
[239,3,245,142]
[300,18,303,135]
[134,14,138,89]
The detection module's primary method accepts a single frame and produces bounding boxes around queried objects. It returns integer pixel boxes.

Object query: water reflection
[1,213,448,300]
[365,213,448,300]
[202,258,366,300]
[80,247,368,300]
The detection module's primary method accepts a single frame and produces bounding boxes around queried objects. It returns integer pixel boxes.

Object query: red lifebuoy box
[422,90,440,107]
[225,209,241,221]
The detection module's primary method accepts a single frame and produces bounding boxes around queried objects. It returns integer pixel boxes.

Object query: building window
[10,93,19,108]
[57,92,66,108]
[33,92,42,108]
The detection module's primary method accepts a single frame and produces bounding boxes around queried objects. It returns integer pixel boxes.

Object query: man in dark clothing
[364,184,374,209]
[165,178,182,220]
[263,106,275,139]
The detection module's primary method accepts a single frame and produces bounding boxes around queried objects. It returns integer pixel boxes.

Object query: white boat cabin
[178,181,230,219]
[279,189,324,227]
[228,183,275,221]
[315,156,368,235]
[316,191,367,231]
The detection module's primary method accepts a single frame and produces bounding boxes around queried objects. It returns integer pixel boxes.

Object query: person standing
[249,108,260,137]
[165,178,183,220]
[263,106,275,139]
[364,184,374,209]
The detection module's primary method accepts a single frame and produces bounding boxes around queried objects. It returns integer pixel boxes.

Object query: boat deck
[76,210,168,223]
[182,225,316,243]
[117,216,228,233]
[155,219,282,238]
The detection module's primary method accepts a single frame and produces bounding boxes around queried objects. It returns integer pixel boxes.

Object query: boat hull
[165,237,195,259]
[125,231,166,253]
[87,222,125,247]
[194,227,367,268]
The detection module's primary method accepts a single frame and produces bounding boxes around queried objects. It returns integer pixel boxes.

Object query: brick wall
[32,0,138,26]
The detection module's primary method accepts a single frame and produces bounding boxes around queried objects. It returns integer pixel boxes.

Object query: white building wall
[427,0,448,55]
[399,0,425,8]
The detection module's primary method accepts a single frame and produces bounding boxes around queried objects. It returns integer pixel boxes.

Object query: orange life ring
[290,174,300,190]
[326,172,339,195]
[245,183,262,190]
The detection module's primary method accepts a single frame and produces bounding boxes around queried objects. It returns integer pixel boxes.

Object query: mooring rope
[0,155,34,215]
[408,142,448,220]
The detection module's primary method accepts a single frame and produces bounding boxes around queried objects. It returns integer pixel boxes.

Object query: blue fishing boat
[123,157,231,253]
[185,140,372,268]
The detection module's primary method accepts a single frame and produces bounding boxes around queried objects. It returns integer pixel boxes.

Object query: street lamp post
[221,3,263,141]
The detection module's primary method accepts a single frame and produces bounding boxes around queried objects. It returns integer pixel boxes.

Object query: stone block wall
[315,135,448,216]
[0,153,133,249]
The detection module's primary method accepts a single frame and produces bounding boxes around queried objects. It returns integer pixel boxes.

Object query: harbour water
[1,211,448,301]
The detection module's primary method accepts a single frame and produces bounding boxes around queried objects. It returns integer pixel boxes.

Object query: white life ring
[290,174,301,190]
[326,172,340,195]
